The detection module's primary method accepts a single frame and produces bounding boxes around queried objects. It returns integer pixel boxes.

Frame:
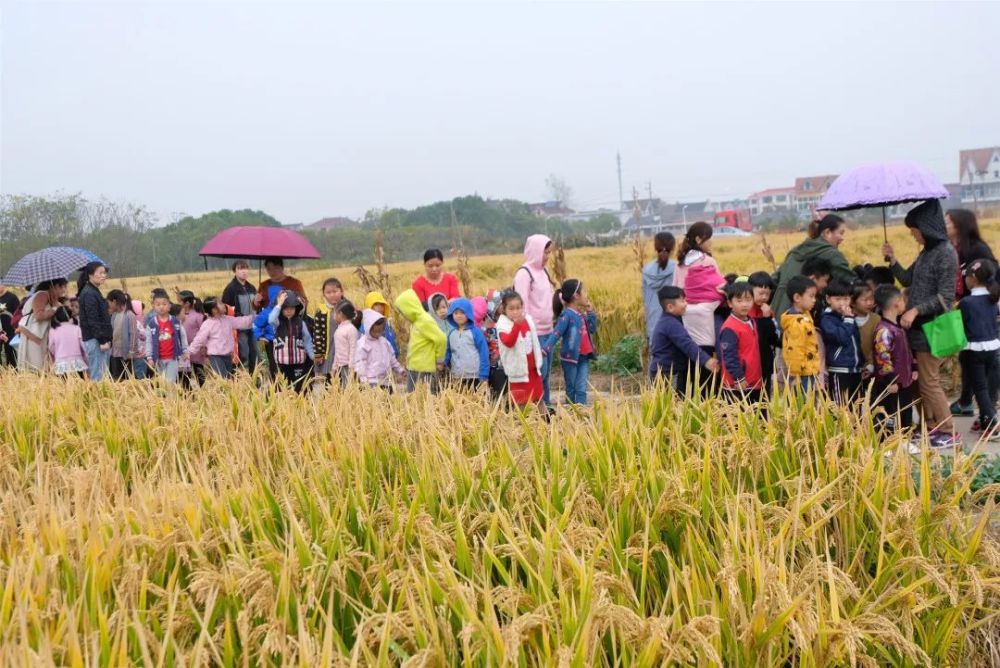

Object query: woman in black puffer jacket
[77,261,113,381]
[882,200,960,447]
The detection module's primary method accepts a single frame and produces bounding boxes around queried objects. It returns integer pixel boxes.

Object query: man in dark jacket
[649,286,718,394]
[883,199,960,447]
[221,260,258,371]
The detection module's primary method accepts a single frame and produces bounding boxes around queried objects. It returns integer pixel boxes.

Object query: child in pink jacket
[186,297,255,379]
[354,309,405,390]
[331,302,363,387]
[48,306,88,377]
[674,222,726,352]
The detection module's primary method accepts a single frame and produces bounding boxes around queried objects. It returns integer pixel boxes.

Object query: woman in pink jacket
[186,297,255,379]
[513,234,556,406]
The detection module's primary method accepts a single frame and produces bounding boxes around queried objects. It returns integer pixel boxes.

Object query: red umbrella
[199,226,321,260]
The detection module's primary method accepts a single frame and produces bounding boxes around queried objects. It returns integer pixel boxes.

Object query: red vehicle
[713,209,753,232]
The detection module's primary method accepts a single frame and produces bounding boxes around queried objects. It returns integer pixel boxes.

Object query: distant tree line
[0,193,621,279]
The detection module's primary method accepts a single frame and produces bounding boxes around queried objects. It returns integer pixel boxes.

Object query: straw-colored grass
[0,373,999,665]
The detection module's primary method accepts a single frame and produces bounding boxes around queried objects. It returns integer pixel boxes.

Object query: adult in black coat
[77,261,113,381]
[946,208,998,416]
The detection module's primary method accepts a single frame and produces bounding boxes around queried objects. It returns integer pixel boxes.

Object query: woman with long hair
[76,261,113,381]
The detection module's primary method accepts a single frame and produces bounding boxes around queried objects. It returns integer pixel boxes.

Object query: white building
[748,187,796,216]
[960,147,1000,205]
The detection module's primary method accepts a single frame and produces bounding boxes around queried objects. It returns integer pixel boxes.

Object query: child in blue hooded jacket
[543,278,598,405]
[444,297,490,390]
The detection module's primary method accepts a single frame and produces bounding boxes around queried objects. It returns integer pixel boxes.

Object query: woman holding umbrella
[16,279,68,372]
[882,200,960,448]
[77,261,113,381]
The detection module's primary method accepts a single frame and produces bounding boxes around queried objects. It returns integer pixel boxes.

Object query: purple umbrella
[818,161,950,242]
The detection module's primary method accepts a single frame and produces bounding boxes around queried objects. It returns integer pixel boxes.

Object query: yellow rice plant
[0,372,998,665]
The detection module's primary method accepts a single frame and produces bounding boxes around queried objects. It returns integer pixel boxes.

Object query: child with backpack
[48,305,88,378]
[444,298,490,390]
[543,279,598,405]
[496,291,544,410]
[958,259,1000,439]
[267,290,314,392]
[354,309,406,390]
[331,301,362,387]
[187,297,257,379]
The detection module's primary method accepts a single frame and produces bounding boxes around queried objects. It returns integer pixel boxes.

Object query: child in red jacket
[717,282,763,404]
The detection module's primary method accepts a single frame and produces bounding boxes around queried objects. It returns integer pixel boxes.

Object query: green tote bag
[921,296,967,359]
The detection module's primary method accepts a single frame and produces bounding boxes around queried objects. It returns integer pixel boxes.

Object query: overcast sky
[2,2,998,225]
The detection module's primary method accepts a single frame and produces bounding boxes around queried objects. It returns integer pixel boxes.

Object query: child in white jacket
[495,292,543,408]
[354,309,405,390]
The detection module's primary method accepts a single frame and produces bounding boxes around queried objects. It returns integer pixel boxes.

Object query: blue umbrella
[0,247,108,287]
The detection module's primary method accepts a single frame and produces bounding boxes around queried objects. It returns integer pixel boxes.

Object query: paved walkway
[953,415,1000,456]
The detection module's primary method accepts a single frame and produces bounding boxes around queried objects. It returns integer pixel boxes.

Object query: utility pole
[617,151,624,211]
[647,182,653,211]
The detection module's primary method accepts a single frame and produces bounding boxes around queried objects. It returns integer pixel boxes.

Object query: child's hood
[446,298,476,328]
[523,234,552,270]
[281,291,304,317]
[364,291,392,317]
[682,250,706,267]
[471,296,488,327]
[361,308,385,337]
[394,289,425,323]
[427,292,449,326]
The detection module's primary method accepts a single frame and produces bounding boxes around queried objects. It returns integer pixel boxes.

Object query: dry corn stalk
[758,230,777,272]
[631,227,646,273]
[553,235,567,285]
[451,203,474,297]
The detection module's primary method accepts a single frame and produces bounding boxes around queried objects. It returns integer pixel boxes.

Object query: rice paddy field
[3,220,1000,665]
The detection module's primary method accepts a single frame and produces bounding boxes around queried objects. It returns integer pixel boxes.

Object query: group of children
[30,260,600,413]
[650,247,1000,445]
